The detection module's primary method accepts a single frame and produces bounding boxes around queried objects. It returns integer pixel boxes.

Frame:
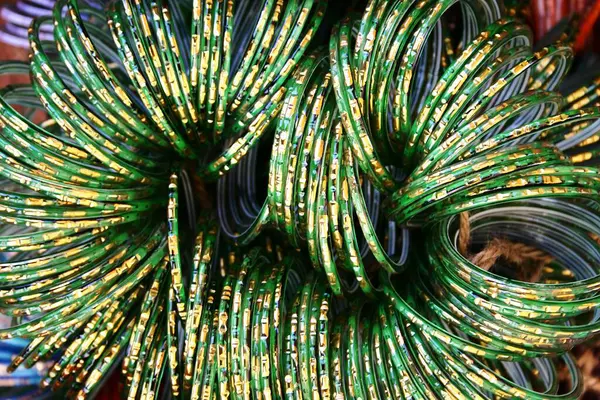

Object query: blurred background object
[0,0,53,49]
[0,0,29,88]
[526,0,600,51]
[0,339,51,400]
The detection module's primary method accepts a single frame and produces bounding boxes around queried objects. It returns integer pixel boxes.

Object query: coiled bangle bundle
[428,200,600,354]
[329,2,600,226]
[0,0,600,398]
[0,0,326,396]
[377,198,600,398]
[0,0,327,337]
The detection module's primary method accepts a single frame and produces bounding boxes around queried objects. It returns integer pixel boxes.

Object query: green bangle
[219,51,409,296]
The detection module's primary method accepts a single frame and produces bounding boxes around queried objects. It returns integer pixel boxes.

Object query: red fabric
[574,1,600,52]
[530,0,599,52]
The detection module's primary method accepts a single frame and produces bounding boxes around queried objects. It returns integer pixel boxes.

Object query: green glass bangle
[219,51,409,296]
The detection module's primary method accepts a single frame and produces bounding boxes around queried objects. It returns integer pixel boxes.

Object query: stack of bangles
[0,0,600,399]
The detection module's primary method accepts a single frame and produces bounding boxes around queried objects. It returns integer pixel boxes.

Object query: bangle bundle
[219,0,600,294]
[560,73,600,164]
[218,50,409,296]
[329,2,600,225]
[0,0,600,399]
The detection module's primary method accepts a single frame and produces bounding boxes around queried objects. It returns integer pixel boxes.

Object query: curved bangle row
[380,198,600,397]
[5,233,586,399]
[218,51,409,297]
[329,0,504,191]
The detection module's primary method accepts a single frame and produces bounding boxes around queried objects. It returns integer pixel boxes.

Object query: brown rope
[458,212,471,257]
[577,347,600,393]
[459,214,600,396]
[458,212,553,283]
